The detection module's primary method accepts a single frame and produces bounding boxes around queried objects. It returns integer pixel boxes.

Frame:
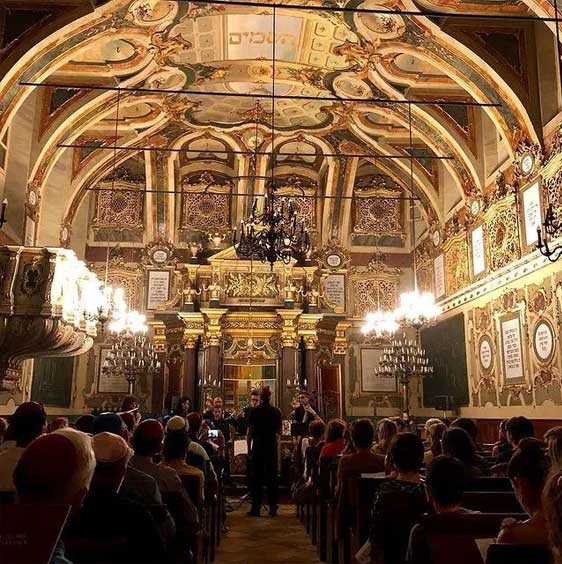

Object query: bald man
[14,428,96,564]
[64,432,167,564]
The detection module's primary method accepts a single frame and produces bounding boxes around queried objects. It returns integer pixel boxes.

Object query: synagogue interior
[3,0,562,563]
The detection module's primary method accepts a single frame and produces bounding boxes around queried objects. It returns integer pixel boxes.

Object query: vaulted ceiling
[0,0,556,252]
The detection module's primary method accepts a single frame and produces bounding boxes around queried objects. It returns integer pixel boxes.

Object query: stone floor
[215,504,322,564]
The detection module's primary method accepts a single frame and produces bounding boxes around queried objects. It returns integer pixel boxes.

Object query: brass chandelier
[232,181,311,268]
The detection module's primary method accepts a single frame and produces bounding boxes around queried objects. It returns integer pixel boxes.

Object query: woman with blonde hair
[374,418,398,456]
[423,422,447,466]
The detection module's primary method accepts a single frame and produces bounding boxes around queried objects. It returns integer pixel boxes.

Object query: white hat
[166,415,189,432]
[91,432,132,463]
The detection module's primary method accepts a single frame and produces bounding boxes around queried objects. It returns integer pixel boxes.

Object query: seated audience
[13,428,96,564]
[407,455,476,564]
[451,417,481,450]
[74,415,95,435]
[162,428,206,502]
[48,417,69,432]
[491,418,511,460]
[544,426,562,471]
[441,427,488,478]
[319,418,347,459]
[167,415,218,494]
[423,418,442,446]
[301,419,326,480]
[337,419,384,492]
[497,416,534,463]
[423,422,447,466]
[390,416,408,433]
[65,432,167,564]
[130,419,198,526]
[120,412,137,436]
[374,418,398,456]
[0,401,46,491]
[370,433,428,564]
[93,412,175,545]
[497,438,550,546]
[543,461,562,563]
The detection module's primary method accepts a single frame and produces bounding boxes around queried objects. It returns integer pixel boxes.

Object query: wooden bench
[423,512,527,564]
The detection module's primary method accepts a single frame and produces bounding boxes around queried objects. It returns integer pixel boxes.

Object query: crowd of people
[0,394,241,564]
[292,413,562,564]
[3,390,562,564]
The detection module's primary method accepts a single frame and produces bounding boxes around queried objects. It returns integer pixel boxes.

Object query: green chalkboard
[420,313,469,408]
[31,357,74,408]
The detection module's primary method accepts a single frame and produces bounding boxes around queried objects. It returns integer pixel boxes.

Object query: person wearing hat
[64,432,167,564]
[166,416,219,496]
[93,412,175,547]
[14,428,96,564]
[0,401,47,492]
[130,419,198,522]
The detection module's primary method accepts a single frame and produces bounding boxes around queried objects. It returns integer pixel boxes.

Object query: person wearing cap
[64,432,167,564]
[93,412,175,547]
[0,401,47,492]
[13,428,96,564]
[166,416,219,496]
[130,419,198,524]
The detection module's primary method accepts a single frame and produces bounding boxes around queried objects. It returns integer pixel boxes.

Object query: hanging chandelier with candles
[232,181,311,268]
[362,310,400,339]
[102,295,160,395]
[394,290,442,330]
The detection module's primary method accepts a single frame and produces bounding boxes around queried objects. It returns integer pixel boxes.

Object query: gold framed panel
[496,310,527,387]
[532,318,556,366]
[518,177,544,255]
[359,347,398,393]
[468,222,488,281]
[145,269,172,311]
[478,334,495,376]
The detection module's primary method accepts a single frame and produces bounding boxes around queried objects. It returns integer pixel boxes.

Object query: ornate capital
[201,308,228,347]
[178,311,205,348]
[276,309,302,348]
[298,313,323,350]
[148,320,167,353]
[333,321,352,356]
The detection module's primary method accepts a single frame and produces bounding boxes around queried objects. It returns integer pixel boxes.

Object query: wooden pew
[317,458,339,563]
[465,477,513,492]
[463,491,522,513]
[180,474,206,564]
[423,512,527,564]
[486,543,552,564]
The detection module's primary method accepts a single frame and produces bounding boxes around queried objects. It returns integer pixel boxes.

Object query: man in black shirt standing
[247,386,282,517]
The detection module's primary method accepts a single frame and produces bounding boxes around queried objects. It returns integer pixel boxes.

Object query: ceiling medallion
[232,181,311,268]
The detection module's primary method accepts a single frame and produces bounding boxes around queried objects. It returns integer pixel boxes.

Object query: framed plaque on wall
[323,273,346,313]
[146,269,171,311]
[469,224,486,279]
[520,180,543,252]
[533,319,555,364]
[97,347,128,394]
[433,254,445,299]
[499,313,526,385]
[360,348,397,393]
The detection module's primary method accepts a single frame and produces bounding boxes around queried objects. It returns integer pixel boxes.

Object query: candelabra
[394,291,442,330]
[102,310,160,395]
[362,310,400,339]
[232,182,311,268]
[537,204,562,262]
[376,336,433,421]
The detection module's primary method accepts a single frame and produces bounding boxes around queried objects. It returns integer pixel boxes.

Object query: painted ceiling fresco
[0,0,554,248]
